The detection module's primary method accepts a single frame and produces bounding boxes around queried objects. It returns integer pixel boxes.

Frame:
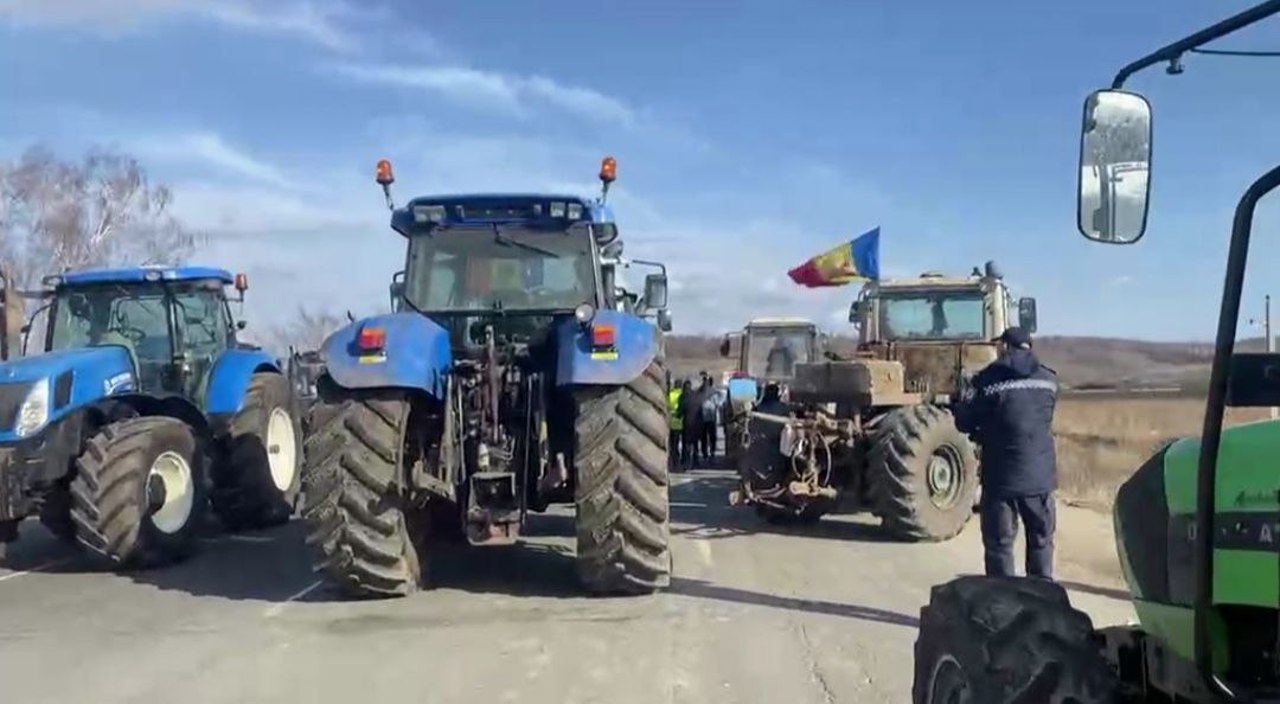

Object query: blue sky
[2,0,1280,341]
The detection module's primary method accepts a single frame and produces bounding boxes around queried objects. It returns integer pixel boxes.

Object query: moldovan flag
[786,227,881,288]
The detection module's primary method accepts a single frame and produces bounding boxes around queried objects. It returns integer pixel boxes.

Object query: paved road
[0,470,1134,704]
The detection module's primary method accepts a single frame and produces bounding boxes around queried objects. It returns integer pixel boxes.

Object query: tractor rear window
[404,225,596,313]
[878,292,985,340]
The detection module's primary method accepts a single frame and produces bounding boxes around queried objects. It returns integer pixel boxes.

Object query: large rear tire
[912,575,1118,703]
[300,381,422,598]
[69,416,207,568]
[573,357,671,595]
[211,372,302,531]
[869,405,978,541]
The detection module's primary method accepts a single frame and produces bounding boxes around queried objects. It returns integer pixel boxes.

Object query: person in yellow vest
[667,380,683,470]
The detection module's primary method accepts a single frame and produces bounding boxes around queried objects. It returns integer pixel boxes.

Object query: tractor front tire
[212,372,302,531]
[69,416,207,568]
[869,405,978,541]
[300,381,422,598]
[912,575,1117,703]
[573,358,671,595]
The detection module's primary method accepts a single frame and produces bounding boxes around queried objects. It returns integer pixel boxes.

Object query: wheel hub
[926,446,963,510]
[266,407,298,492]
[148,450,195,535]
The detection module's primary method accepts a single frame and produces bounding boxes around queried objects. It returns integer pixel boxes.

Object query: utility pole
[1248,294,1276,418]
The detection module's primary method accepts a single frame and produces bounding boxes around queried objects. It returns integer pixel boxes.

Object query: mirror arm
[1111,0,1280,88]
[628,258,667,276]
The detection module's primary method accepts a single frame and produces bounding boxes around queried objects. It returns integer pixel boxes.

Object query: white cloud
[329,62,637,125]
[134,132,291,188]
[0,0,369,52]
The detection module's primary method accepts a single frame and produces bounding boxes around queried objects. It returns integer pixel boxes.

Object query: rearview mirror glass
[719,336,731,358]
[1078,89,1152,244]
[643,274,668,310]
[1227,353,1280,407]
[848,301,863,323]
[1018,297,1038,333]
[656,308,672,332]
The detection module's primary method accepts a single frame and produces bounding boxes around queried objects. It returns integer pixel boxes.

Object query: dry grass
[1053,398,1272,509]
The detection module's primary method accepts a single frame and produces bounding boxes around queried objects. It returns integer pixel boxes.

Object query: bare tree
[0,145,202,357]
[264,305,346,356]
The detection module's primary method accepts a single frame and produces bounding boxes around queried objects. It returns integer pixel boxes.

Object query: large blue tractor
[0,266,302,566]
[300,157,674,598]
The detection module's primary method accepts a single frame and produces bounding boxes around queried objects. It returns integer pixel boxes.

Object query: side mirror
[848,300,865,323]
[1227,353,1280,407]
[1018,297,1038,333]
[643,273,668,310]
[656,308,672,332]
[719,336,731,358]
[1077,89,1152,244]
[389,278,405,312]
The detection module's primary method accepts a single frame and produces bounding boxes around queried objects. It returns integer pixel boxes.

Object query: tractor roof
[746,317,816,328]
[56,265,234,287]
[392,194,616,235]
[872,273,988,291]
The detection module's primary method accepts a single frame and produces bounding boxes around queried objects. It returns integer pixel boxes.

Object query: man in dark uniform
[953,327,1060,579]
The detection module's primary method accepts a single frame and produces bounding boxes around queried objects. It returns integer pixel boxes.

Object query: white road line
[263,579,324,618]
[0,557,70,583]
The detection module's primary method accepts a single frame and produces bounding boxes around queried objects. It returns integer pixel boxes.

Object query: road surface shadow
[118,511,589,603]
[125,519,321,602]
[671,576,919,629]
[669,470,902,544]
[427,538,582,599]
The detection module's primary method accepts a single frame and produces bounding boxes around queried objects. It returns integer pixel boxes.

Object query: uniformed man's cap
[993,326,1032,349]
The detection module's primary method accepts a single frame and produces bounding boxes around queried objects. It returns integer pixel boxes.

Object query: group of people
[666,371,725,471]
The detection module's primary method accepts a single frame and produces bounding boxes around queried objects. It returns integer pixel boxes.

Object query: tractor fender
[0,346,137,443]
[204,349,281,417]
[555,310,659,387]
[320,312,451,399]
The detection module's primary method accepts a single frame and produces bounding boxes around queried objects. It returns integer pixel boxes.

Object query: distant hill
[664,334,1269,390]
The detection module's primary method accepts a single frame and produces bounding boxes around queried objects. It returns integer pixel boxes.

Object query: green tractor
[912,3,1280,702]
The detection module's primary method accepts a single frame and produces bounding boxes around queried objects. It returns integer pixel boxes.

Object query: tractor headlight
[15,378,50,438]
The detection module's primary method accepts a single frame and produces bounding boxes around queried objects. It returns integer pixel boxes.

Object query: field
[1053,397,1271,509]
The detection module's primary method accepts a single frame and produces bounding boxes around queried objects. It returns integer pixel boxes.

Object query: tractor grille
[0,382,32,432]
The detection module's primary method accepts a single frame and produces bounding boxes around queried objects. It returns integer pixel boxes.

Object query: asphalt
[0,469,1136,704]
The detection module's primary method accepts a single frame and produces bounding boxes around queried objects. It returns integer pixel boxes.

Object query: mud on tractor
[730,261,1038,541]
[912,4,1280,702]
[299,157,674,598]
[0,266,302,566]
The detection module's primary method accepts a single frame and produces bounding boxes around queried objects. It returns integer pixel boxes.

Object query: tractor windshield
[745,326,815,379]
[404,224,597,314]
[877,289,985,340]
[47,280,230,394]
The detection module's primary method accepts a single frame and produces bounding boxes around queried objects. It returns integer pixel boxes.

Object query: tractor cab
[30,266,249,399]
[720,318,822,387]
[376,157,671,352]
[848,262,1037,397]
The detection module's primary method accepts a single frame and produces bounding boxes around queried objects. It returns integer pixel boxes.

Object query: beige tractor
[730,260,1038,541]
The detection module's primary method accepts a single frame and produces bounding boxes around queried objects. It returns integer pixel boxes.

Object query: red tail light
[357,326,386,352]
[591,324,616,348]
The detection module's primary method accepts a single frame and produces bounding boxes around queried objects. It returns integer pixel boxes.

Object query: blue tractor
[300,156,674,598]
[0,266,302,566]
